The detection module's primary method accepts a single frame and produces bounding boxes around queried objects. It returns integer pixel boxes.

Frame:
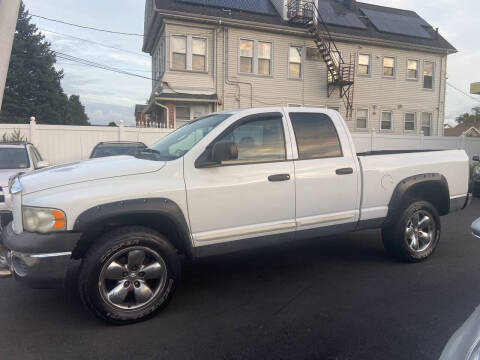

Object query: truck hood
[19,156,166,194]
[0,169,24,189]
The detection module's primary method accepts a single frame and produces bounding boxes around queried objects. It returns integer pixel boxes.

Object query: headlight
[22,207,66,233]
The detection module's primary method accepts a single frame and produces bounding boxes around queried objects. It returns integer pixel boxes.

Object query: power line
[53,51,153,80]
[447,82,480,104]
[31,14,144,37]
[39,28,149,57]
[56,61,151,72]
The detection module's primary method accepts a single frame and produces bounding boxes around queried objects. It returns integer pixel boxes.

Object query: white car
[0,142,48,228]
[0,108,470,324]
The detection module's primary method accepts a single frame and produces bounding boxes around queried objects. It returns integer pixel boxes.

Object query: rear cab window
[0,147,30,169]
[289,112,343,160]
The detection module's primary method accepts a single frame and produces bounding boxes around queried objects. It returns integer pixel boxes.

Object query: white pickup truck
[0,107,470,324]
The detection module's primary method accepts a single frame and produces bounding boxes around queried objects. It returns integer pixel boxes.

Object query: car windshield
[0,147,30,169]
[91,144,146,158]
[148,113,232,160]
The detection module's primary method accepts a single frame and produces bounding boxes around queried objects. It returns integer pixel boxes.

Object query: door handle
[268,174,291,182]
[336,167,354,175]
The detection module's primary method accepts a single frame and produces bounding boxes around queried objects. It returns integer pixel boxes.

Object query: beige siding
[152,19,447,135]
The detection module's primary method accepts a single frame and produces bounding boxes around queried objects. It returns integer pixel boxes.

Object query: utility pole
[0,0,21,111]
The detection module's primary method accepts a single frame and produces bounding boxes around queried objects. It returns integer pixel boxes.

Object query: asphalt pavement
[1,200,480,360]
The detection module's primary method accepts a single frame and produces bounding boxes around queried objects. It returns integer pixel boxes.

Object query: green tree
[0,2,89,125]
[108,121,117,127]
[456,112,480,125]
[65,95,90,125]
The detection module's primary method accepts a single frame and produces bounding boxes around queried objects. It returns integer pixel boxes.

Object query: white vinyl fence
[0,120,478,165]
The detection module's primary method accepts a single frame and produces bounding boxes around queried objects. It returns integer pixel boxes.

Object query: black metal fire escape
[287,0,355,121]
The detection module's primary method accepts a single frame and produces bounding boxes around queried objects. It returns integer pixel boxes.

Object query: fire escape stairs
[287,0,355,121]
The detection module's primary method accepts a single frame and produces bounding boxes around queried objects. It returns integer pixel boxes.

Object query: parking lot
[0,200,479,360]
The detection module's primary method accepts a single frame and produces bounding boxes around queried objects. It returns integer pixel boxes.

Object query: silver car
[0,142,49,227]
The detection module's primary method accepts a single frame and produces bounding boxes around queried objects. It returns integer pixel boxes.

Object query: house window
[239,40,273,76]
[192,38,206,71]
[356,109,368,129]
[239,40,254,73]
[289,46,303,79]
[153,40,165,81]
[381,111,393,130]
[258,42,272,75]
[176,106,191,128]
[422,112,432,136]
[171,35,207,72]
[172,36,187,70]
[407,60,419,80]
[383,57,395,77]
[404,113,416,131]
[423,61,434,89]
[358,54,370,75]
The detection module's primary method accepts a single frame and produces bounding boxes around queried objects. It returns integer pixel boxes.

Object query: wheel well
[71,212,192,260]
[394,180,450,218]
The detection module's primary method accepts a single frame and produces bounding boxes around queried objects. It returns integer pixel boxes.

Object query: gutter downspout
[437,53,445,136]
[155,100,170,128]
[223,27,253,108]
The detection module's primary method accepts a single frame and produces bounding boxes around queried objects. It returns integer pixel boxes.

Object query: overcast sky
[22,0,480,126]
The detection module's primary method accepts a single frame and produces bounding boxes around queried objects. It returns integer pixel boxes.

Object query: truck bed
[356,149,469,222]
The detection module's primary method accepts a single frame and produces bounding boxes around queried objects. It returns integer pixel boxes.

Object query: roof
[135,104,148,113]
[444,122,480,137]
[147,0,455,53]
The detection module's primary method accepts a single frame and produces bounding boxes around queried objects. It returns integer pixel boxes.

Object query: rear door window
[289,112,342,160]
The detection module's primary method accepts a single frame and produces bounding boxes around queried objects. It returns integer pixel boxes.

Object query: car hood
[19,156,166,195]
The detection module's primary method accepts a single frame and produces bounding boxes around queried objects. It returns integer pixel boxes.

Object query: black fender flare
[72,198,193,258]
[386,173,450,223]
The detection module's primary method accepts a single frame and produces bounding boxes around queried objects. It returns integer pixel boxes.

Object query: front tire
[382,201,441,262]
[78,226,180,324]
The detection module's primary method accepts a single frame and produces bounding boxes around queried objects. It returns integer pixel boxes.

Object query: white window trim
[382,56,396,79]
[404,112,417,132]
[238,38,273,77]
[357,53,371,77]
[169,34,208,73]
[423,60,435,91]
[380,111,394,131]
[288,45,305,80]
[406,58,420,81]
[356,108,369,130]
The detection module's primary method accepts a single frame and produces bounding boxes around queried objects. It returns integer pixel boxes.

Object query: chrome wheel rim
[99,246,167,310]
[405,210,435,252]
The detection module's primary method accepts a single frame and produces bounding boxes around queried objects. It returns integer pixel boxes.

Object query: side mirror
[36,160,50,169]
[212,141,238,163]
[473,155,480,162]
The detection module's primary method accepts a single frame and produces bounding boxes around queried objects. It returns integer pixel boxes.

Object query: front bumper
[0,222,81,288]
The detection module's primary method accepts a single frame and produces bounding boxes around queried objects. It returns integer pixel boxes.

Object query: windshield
[91,144,146,158]
[149,113,232,160]
[0,148,30,169]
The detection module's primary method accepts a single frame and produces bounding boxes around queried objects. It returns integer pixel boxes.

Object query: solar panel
[317,1,367,29]
[360,7,432,39]
[175,0,277,16]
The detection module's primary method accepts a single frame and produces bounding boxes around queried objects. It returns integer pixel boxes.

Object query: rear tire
[78,226,180,324]
[382,200,441,262]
